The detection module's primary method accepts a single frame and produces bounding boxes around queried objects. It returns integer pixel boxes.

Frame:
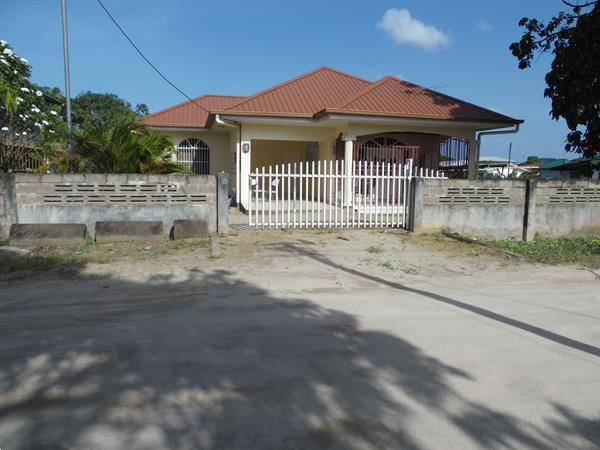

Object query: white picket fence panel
[248,159,446,229]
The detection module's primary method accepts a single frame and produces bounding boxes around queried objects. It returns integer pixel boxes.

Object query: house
[540,158,571,180]
[542,154,600,180]
[141,67,522,209]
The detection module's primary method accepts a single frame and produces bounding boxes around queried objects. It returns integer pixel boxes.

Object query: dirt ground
[0,230,599,449]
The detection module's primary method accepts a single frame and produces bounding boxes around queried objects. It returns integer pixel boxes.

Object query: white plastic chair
[250,178,279,199]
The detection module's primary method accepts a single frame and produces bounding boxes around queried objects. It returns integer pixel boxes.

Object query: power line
[96,0,208,113]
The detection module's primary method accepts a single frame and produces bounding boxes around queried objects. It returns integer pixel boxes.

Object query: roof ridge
[334,76,393,109]
[224,66,371,112]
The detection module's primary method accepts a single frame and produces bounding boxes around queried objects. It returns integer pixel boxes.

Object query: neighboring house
[543,154,600,179]
[539,158,575,179]
[141,67,522,209]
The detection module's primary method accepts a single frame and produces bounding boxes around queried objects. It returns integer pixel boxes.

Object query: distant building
[478,156,529,179]
[543,155,600,179]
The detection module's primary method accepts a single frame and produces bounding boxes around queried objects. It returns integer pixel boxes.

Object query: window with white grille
[176,138,210,175]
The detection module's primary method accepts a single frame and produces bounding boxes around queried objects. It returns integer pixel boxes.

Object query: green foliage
[0,39,63,171]
[70,91,148,129]
[510,1,600,157]
[51,114,186,174]
[56,91,179,174]
[496,235,600,268]
[526,156,541,164]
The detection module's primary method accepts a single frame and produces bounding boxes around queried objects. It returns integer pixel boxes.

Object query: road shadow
[0,256,598,449]
[273,240,600,359]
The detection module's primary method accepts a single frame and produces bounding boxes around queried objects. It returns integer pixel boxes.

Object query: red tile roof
[320,76,518,122]
[143,67,521,127]
[220,67,370,117]
[140,94,245,128]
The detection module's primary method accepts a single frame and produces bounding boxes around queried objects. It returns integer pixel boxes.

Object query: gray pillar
[408,178,424,232]
[217,171,230,235]
[0,174,17,241]
[467,138,478,180]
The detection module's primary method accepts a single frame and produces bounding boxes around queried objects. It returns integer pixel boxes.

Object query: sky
[1,0,576,161]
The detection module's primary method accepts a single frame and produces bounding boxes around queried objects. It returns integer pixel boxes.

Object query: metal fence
[248,159,446,229]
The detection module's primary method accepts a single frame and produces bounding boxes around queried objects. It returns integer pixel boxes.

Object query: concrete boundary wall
[0,173,230,242]
[411,179,600,240]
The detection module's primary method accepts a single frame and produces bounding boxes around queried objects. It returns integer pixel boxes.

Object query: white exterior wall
[154,120,482,209]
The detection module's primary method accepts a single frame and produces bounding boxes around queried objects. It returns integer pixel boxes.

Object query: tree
[526,156,541,164]
[51,113,186,174]
[0,40,63,171]
[70,91,148,129]
[510,1,600,157]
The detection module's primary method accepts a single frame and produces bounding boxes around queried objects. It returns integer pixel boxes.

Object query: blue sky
[1,0,574,161]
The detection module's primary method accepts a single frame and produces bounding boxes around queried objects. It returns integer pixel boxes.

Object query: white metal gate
[248,159,446,229]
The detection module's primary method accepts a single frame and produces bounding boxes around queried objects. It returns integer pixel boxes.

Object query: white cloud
[377,8,451,52]
[477,20,493,32]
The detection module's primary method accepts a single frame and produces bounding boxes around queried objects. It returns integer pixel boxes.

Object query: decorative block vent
[35,182,209,204]
[544,187,600,203]
[437,186,512,205]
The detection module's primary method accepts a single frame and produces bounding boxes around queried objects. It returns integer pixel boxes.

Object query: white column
[240,140,251,210]
[342,134,356,206]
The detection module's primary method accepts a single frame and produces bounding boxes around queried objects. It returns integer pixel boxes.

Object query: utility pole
[61,0,72,131]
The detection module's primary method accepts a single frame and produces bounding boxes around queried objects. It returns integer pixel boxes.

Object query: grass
[495,235,600,268]
[378,260,394,270]
[366,246,384,254]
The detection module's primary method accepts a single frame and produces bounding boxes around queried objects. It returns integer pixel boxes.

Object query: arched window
[176,138,210,174]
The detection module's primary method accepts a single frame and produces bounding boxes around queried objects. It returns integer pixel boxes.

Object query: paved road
[0,235,599,449]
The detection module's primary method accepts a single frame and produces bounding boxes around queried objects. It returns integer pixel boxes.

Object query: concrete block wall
[413,179,527,238]
[0,173,227,240]
[412,179,600,239]
[529,180,600,238]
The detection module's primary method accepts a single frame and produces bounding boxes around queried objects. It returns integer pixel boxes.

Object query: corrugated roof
[140,95,245,128]
[221,67,371,116]
[143,67,521,128]
[321,76,520,123]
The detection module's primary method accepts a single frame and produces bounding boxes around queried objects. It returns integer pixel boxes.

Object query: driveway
[0,231,599,449]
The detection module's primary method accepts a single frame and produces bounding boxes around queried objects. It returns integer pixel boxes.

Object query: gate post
[217,171,230,235]
[408,177,424,232]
